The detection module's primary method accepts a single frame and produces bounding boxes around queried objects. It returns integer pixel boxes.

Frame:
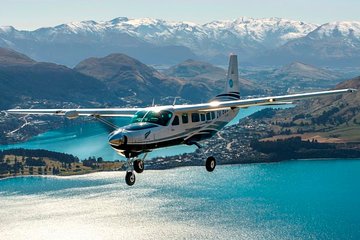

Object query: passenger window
[200,114,205,121]
[182,113,189,124]
[211,111,215,119]
[172,116,179,126]
[192,113,200,122]
[206,112,211,121]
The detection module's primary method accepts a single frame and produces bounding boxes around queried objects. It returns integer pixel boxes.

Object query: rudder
[213,54,240,101]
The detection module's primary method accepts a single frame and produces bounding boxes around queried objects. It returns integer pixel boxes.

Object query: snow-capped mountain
[0,17,359,67]
[204,17,316,46]
[24,17,316,57]
[256,21,360,67]
[308,21,360,39]
[104,17,316,50]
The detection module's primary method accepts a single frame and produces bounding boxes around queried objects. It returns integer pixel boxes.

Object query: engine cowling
[64,110,79,119]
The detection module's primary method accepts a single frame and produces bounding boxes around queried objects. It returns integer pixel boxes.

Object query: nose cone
[108,130,126,146]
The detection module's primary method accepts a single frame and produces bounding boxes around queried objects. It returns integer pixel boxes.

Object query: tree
[0,163,10,175]
[25,157,46,167]
[52,167,60,175]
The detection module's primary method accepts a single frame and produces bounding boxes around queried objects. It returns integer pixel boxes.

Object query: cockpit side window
[131,110,173,126]
[131,110,148,123]
[172,115,179,126]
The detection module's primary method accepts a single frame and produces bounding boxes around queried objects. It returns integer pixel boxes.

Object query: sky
[0,0,359,30]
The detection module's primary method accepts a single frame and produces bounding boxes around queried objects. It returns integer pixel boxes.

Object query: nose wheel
[125,171,136,186]
[124,153,148,186]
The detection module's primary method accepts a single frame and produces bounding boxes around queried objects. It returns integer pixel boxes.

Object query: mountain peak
[276,61,340,80]
[51,20,103,34]
[109,17,129,24]
[0,26,15,33]
[74,53,188,103]
[165,58,225,79]
[74,53,160,82]
[309,21,360,39]
[283,61,318,71]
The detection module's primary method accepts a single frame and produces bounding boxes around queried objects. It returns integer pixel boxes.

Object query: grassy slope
[264,76,360,142]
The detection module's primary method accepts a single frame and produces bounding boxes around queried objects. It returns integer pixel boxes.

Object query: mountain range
[0,47,347,110]
[1,17,360,67]
[75,54,196,104]
[0,48,112,109]
[0,48,264,110]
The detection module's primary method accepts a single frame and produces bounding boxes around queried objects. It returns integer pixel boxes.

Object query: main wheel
[206,156,216,172]
[133,159,144,173]
[125,171,136,186]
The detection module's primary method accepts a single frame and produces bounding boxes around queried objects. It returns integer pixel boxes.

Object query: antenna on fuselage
[172,96,180,106]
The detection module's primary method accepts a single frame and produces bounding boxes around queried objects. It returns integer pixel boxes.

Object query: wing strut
[93,115,119,131]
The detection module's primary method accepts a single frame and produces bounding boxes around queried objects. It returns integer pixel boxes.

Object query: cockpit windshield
[131,110,173,126]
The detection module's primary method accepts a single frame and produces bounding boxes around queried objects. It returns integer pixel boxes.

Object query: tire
[125,171,136,186]
[206,156,216,172]
[133,160,144,173]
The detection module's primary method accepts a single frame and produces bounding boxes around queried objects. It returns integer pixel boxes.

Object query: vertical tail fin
[213,54,240,101]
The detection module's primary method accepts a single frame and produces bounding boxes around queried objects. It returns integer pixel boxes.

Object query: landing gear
[124,152,148,186]
[206,156,216,172]
[134,159,144,173]
[124,157,136,186]
[192,142,217,172]
[125,171,136,186]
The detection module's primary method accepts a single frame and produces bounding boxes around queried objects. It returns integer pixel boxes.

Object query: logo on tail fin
[228,79,233,88]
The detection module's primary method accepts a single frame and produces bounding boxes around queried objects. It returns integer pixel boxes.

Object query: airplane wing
[7,88,356,118]
[172,88,357,112]
[6,108,140,119]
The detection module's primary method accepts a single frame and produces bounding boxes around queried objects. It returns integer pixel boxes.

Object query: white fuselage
[108,107,239,157]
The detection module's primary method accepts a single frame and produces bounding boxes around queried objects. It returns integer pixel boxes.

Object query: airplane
[7,55,356,186]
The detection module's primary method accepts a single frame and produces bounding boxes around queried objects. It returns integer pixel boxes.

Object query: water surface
[1,159,359,240]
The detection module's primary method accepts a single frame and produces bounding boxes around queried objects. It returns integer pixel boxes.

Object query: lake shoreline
[2,157,360,180]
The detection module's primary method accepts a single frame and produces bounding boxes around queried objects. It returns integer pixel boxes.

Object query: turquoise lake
[0,106,290,160]
[1,159,359,240]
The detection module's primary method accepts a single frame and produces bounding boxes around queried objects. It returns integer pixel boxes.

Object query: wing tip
[348,88,358,93]
[6,109,16,114]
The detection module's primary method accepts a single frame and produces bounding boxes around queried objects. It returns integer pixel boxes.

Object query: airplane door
[169,125,177,138]
[170,115,180,134]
